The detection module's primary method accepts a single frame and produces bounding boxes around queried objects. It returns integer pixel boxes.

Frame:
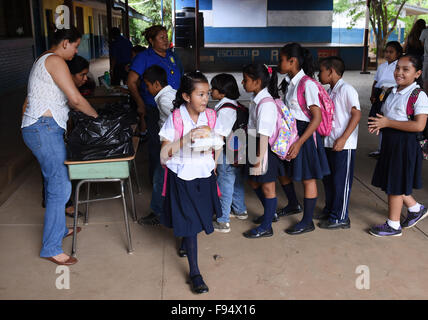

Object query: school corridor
[1,70,428,300]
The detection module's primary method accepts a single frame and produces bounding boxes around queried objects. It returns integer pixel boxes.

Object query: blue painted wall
[332,28,405,44]
[175,0,333,44]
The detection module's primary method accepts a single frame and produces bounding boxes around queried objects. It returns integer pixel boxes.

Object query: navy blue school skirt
[161,169,222,237]
[283,120,330,181]
[372,128,423,195]
[246,147,285,183]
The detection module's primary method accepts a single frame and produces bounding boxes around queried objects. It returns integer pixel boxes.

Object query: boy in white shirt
[139,65,177,225]
[317,56,361,229]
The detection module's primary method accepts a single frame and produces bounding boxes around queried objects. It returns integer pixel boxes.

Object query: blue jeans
[22,117,71,257]
[216,154,247,223]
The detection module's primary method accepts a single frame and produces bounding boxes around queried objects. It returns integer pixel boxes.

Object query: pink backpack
[162,108,221,197]
[297,75,334,137]
[172,108,217,141]
[256,97,299,161]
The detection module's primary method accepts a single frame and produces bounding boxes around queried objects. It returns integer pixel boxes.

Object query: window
[0,0,32,38]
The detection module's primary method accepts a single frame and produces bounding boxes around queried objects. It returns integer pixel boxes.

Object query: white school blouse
[284,69,320,122]
[324,79,361,150]
[374,60,397,89]
[22,53,69,130]
[247,88,277,138]
[154,85,176,129]
[159,105,220,181]
[213,97,238,138]
[381,82,428,121]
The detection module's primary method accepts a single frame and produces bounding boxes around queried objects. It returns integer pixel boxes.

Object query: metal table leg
[120,180,134,254]
[127,175,137,222]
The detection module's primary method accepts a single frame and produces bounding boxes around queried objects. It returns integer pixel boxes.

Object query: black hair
[400,54,424,87]
[111,27,121,38]
[280,42,315,78]
[242,63,279,99]
[210,73,240,100]
[385,41,403,58]
[319,56,346,77]
[66,55,89,75]
[142,65,168,87]
[132,45,146,54]
[143,25,167,47]
[173,71,209,109]
[51,26,81,46]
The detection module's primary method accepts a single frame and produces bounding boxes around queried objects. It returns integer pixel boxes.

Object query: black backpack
[218,102,249,166]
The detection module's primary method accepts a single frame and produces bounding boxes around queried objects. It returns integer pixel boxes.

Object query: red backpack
[297,75,335,137]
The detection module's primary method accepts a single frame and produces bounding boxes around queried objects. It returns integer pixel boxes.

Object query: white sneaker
[230,210,248,220]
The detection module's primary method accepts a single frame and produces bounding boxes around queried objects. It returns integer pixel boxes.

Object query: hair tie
[264,64,272,75]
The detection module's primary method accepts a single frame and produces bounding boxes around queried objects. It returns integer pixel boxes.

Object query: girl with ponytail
[276,42,330,236]
[241,63,285,239]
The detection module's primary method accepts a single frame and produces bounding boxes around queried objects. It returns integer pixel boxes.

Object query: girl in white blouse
[159,71,222,294]
[368,54,428,237]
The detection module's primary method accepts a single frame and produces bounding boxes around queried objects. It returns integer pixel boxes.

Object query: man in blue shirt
[110,27,133,85]
[127,25,182,225]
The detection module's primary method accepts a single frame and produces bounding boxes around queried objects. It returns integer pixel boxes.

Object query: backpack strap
[406,88,423,119]
[296,75,312,120]
[218,102,238,112]
[205,108,217,129]
[172,108,184,140]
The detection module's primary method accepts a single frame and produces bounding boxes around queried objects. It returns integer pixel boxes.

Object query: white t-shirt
[381,82,428,121]
[248,88,277,138]
[284,69,320,122]
[324,79,361,149]
[213,97,238,137]
[420,28,428,59]
[374,61,397,89]
[154,85,176,129]
[159,105,221,181]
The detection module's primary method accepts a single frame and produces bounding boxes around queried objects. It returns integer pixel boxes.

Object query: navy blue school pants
[322,148,355,222]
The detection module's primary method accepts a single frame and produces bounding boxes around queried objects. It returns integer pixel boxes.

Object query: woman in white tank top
[21,27,98,266]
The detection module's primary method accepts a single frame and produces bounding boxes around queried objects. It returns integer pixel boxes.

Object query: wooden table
[85,85,129,106]
[64,136,141,256]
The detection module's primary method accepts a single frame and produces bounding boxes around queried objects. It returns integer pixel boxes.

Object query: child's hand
[332,137,346,152]
[286,141,302,160]
[368,113,389,133]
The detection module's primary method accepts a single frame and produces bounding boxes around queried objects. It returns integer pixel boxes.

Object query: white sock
[387,219,401,230]
[408,203,422,213]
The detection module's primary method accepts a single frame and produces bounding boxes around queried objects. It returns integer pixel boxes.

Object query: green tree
[334,0,409,60]
[128,0,172,46]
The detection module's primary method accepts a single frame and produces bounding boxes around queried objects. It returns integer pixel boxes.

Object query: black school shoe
[243,227,273,239]
[285,222,315,235]
[318,218,351,230]
[253,213,279,224]
[276,204,303,217]
[138,212,160,226]
[189,275,209,294]
[178,248,187,258]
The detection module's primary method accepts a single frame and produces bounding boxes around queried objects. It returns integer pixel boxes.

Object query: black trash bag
[66,110,134,161]
[98,102,138,126]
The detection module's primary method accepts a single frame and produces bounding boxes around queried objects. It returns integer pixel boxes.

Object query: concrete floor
[1,68,428,300]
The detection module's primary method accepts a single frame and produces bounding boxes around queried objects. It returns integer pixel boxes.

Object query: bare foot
[51,253,72,263]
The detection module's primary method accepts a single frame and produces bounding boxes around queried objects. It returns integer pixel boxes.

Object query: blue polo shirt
[111,35,133,65]
[130,47,182,108]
